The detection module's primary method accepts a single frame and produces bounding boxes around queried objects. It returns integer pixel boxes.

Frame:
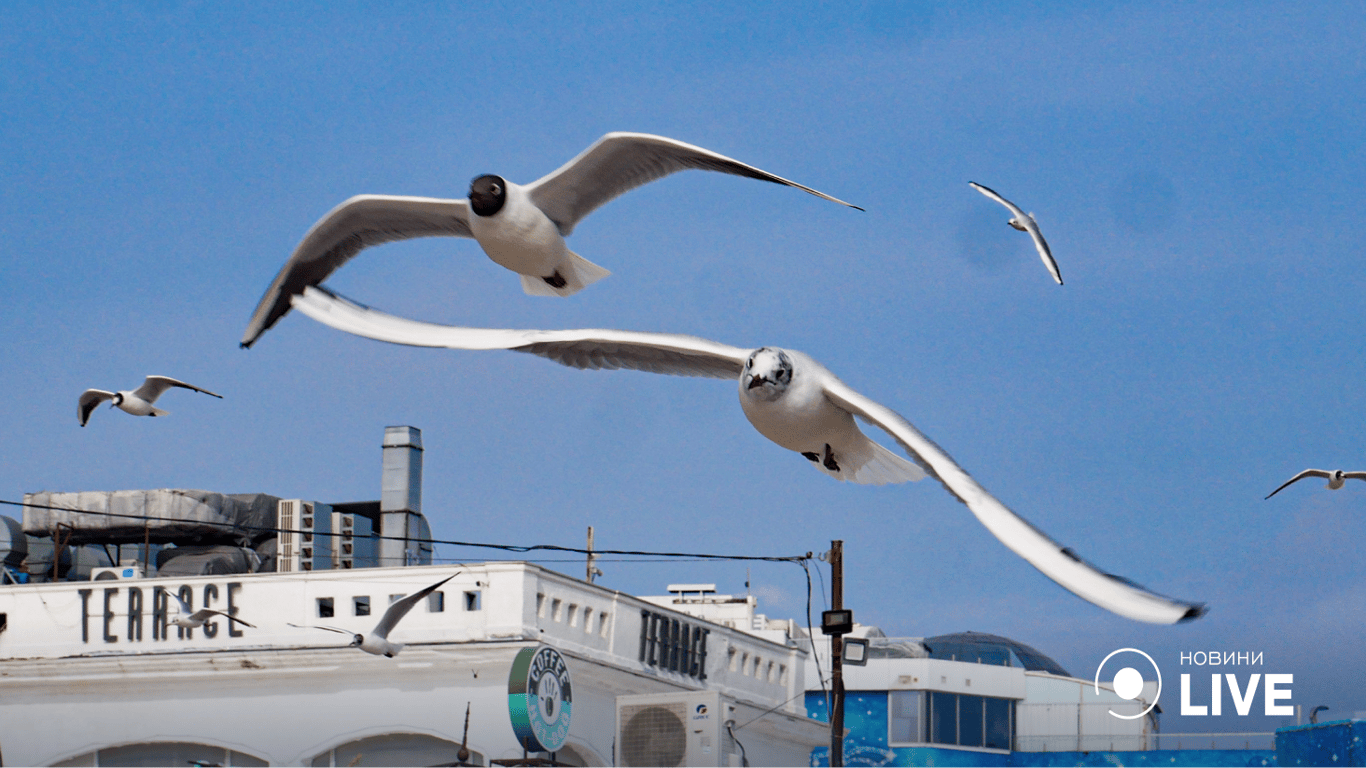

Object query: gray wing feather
[191,609,256,628]
[1265,468,1332,498]
[374,573,458,639]
[292,286,749,380]
[135,376,222,402]
[78,389,114,426]
[526,132,861,235]
[821,377,1204,625]
[242,195,473,348]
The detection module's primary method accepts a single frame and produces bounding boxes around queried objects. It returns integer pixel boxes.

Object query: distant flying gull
[292,287,1204,625]
[166,589,256,631]
[78,375,222,427]
[240,132,862,348]
[290,572,457,657]
[1264,468,1366,499]
[969,181,1063,285]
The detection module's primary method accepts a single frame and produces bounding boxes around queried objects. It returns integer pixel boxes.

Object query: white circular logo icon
[1094,647,1161,720]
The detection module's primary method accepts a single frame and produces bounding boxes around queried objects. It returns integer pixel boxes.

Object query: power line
[1,498,809,565]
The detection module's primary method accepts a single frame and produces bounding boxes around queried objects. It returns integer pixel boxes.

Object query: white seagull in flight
[240,132,861,348]
[290,573,457,657]
[78,375,222,427]
[165,589,256,631]
[291,287,1204,625]
[969,181,1063,285]
[1265,468,1366,499]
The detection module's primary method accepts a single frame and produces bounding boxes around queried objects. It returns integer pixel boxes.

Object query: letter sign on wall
[507,645,573,753]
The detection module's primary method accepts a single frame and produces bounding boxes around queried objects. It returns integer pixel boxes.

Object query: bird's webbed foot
[543,271,568,289]
[822,444,840,472]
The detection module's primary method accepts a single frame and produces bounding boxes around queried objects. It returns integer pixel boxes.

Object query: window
[930,691,957,745]
[428,591,445,613]
[389,593,404,604]
[552,598,562,622]
[921,692,1014,749]
[317,597,334,618]
[889,691,923,744]
[354,596,371,617]
[464,591,481,611]
[985,697,1012,750]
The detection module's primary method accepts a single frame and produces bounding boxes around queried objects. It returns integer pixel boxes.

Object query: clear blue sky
[3,2,1363,733]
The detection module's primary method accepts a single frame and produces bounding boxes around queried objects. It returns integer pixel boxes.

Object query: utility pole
[585,526,602,583]
[820,540,848,767]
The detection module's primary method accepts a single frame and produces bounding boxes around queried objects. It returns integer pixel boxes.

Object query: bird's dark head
[1334,470,1346,481]
[469,174,507,217]
[743,347,793,401]
[111,393,124,407]
[350,634,364,647]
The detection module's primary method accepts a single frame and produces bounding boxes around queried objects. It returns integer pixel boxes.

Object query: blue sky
[3,1,1364,734]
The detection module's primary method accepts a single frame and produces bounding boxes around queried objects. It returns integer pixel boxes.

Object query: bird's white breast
[116,393,154,416]
[467,183,567,275]
[738,355,859,453]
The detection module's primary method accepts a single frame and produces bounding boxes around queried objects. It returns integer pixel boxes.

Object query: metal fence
[1014,732,1274,752]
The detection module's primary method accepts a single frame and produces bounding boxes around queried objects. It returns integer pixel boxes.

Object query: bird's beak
[746,375,766,390]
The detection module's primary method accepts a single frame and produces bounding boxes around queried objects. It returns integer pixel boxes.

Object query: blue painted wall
[804,691,1280,767]
[1276,719,1366,767]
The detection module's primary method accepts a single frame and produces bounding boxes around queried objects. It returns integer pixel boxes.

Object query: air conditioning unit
[277,500,333,572]
[331,511,376,569]
[91,564,145,581]
[616,691,738,767]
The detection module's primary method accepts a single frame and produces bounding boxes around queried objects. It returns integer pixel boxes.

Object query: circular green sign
[507,645,573,753]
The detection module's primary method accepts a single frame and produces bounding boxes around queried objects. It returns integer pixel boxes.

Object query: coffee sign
[507,645,573,753]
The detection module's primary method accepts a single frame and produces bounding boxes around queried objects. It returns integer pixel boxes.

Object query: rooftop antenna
[745,567,751,598]
[457,702,472,764]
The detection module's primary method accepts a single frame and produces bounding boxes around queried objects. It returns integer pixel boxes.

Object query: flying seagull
[292,287,1203,625]
[78,376,222,427]
[1265,468,1366,499]
[165,589,256,631]
[240,132,862,348]
[289,572,457,657]
[969,181,1063,285]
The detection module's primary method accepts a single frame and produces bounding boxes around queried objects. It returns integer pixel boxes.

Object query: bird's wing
[820,377,1205,625]
[165,590,192,614]
[1342,471,1366,482]
[241,195,474,348]
[78,390,114,426]
[1265,469,1333,499]
[1020,218,1063,285]
[135,376,223,402]
[374,573,459,639]
[196,609,256,628]
[525,132,862,236]
[288,622,353,636]
[969,181,1026,217]
[292,286,750,379]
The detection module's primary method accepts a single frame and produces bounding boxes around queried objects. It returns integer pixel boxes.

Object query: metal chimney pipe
[380,426,423,567]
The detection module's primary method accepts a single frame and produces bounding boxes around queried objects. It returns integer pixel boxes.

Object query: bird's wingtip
[1178,604,1208,623]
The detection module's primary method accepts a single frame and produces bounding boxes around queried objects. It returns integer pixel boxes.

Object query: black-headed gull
[78,376,222,427]
[1265,468,1366,499]
[291,287,1204,625]
[290,572,456,657]
[969,181,1063,285]
[240,132,861,348]
[165,588,256,631]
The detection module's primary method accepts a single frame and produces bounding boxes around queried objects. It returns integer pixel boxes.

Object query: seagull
[289,572,457,657]
[969,181,1063,285]
[165,589,256,631]
[78,376,222,427]
[240,132,862,348]
[1265,469,1366,499]
[291,287,1204,625]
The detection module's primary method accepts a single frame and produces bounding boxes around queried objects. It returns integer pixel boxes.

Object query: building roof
[923,631,1071,676]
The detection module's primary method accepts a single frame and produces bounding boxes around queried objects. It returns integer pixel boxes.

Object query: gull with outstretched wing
[292,287,1203,625]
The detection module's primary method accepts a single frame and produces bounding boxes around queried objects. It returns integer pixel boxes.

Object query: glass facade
[889,690,1014,750]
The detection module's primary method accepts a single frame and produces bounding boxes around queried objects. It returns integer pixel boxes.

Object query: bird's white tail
[816,437,927,485]
[518,249,611,297]
[149,407,170,418]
